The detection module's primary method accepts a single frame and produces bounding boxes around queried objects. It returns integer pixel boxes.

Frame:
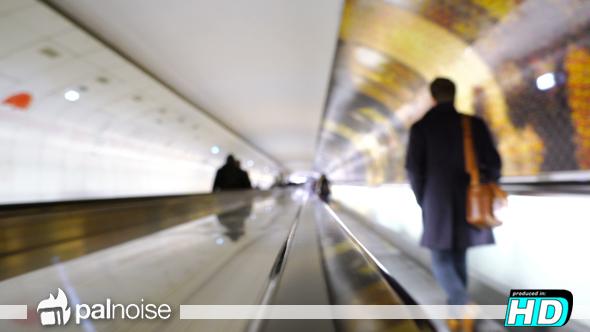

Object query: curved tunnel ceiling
[45,0,344,172]
[315,0,590,184]
[3,0,590,202]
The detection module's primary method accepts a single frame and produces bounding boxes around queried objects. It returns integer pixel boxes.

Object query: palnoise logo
[37,289,172,326]
[37,288,71,326]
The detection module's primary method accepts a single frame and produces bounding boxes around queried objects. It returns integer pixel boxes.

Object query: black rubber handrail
[320,202,438,332]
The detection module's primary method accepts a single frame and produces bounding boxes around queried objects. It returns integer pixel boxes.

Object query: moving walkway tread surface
[0,188,501,331]
[329,203,590,332]
[253,194,437,332]
[254,195,337,332]
[0,189,300,331]
[0,191,269,281]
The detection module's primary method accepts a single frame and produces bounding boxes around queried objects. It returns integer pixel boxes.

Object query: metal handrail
[318,201,438,332]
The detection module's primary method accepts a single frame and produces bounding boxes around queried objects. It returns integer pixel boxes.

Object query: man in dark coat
[212,155,252,192]
[318,174,331,203]
[405,78,502,309]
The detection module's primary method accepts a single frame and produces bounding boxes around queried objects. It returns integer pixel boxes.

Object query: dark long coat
[212,163,252,192]
[405,103,502,250]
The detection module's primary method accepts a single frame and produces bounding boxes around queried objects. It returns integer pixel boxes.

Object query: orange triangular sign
[3,93,32,110]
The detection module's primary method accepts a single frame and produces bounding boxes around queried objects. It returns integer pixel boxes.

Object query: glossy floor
[0,191,300,331]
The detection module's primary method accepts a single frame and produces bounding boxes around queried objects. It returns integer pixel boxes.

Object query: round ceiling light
[64,90,80,101]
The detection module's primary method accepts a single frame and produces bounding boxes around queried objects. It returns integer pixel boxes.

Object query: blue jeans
[430,249,470,305]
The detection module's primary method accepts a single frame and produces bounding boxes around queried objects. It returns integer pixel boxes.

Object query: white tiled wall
[0,1,279,204]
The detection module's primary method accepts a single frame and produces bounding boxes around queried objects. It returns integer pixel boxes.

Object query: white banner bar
[4,304,589,320]
[181,305,590,320]
[180,305,508,320]
[0,305,27,319]
[571,305,590,319]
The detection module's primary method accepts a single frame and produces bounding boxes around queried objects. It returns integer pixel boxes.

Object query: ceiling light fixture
[64,90,80,101]
[536,73,556,91]
[211,146,220,154]
[290,176,307,184]
[354,46,386,68]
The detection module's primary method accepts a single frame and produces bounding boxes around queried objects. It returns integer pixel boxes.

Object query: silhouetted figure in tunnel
[235,160,252,189]
[405,78,502,332]
[317,174,331,204]
[212,155,252,192]
[216,203,252,242]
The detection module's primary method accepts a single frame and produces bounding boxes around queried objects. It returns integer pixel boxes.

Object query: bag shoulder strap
[461,114,480,185]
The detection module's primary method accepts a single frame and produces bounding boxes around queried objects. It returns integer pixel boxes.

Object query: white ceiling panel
[73,74,118,97]
[53,29,103,56]
[30,93,72,118]
[0,0,35,17]
[102,96,151,118]
[0,75,15,91]
[76,110,113,132]
[85,48,129,71]
[0,40,74,80]
[9,4,73,37]
[27,59,100,97]
[110,63,144,82]
[46,0,343,171]
[0,16,40,58]
[69,78,126,110]
[57,105,94,128]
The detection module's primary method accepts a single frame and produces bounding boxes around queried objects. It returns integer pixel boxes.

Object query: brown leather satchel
[461,115,506,229]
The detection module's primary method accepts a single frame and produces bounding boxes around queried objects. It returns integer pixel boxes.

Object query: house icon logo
[37,288,71,325]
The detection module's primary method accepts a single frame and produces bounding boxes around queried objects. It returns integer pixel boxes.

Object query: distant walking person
[405,78,501,332]
[317,174,331,203]
[213,155,252,192]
